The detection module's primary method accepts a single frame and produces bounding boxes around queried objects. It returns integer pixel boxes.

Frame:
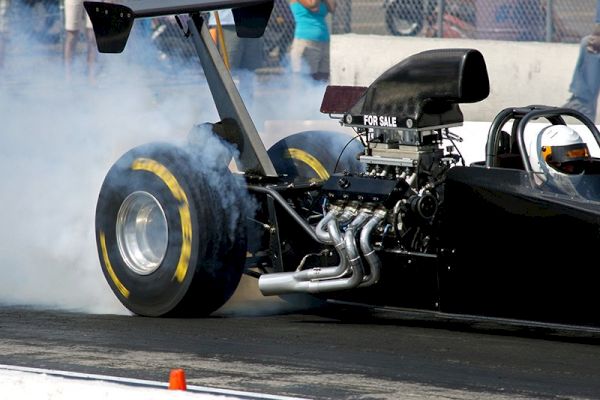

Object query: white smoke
[0,4,337,315]
[0,14,222,314]
[248,72,332,135]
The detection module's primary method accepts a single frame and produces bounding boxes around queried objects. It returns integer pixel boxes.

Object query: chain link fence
[5,0,63,47]
[154,0,598,68]
[3,0,598,68]
[338,0,596,42]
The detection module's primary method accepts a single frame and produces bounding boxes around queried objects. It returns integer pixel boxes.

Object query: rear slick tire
[267,130,364,181]
[95,142,249,317]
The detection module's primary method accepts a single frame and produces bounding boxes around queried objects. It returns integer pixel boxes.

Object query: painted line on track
[0,364,310,400]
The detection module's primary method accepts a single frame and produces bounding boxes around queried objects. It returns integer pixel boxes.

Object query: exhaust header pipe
[258,207,384,296]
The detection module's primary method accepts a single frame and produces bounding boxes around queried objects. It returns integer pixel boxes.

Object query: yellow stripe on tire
[99,231,130,298]
[131,158,192,283]
[285,148,330,181]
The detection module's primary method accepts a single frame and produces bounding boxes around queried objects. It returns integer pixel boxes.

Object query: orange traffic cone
[168,369,187,390]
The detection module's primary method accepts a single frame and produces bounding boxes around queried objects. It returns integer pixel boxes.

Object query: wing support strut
[84,1,278,177]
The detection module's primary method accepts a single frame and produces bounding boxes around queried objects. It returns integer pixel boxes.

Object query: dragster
[86,0,600,330]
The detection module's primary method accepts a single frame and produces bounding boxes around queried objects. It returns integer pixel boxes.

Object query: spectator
[0,0,9,69]
[64,0,96,81]
[289,0,335,82]
[208,10,264,103]
[563,1,600,123]
[208,10,264,73]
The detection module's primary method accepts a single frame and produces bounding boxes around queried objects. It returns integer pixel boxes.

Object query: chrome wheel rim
[116,191,168,275]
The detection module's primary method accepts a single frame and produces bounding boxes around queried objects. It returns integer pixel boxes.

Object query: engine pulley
[409,193,438,219]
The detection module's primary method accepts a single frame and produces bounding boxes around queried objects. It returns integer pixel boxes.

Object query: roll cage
[484,106,600,202]
[485,106,600,171]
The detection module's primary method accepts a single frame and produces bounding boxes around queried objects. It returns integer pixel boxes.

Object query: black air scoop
[348,48,490,129]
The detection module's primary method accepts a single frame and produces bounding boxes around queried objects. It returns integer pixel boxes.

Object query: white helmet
[528,125,590,194]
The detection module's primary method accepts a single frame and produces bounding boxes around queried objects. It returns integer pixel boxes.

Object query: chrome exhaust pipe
[343,210,371,280]
[315,208,340,244]
[259,266,363,294]
[291,216,348,282]
[360,210,386,287]
[315,203,356,243]
[258,206,368,296]
[296,204,358,280]
[288,210,367,292]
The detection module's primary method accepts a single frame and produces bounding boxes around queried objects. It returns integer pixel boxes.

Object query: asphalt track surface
[1,282,600,400]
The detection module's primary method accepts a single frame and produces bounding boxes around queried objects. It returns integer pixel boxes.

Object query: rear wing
[83,0,273,53]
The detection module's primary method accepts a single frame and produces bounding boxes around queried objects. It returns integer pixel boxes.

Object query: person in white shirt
[63,0,96,81]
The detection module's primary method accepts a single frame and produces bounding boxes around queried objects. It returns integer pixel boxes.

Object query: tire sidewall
[96,144,205,316]
[267,130,364,180]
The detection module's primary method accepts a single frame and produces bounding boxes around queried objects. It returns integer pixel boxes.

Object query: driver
[528,125,591,195]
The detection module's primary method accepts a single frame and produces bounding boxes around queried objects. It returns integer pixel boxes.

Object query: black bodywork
[87,0,600,329]
[441,166,600,326]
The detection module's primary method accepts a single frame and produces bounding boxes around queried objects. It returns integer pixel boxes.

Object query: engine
[258,48,489,296]
[258,120,463,296]
[324,119,461,246]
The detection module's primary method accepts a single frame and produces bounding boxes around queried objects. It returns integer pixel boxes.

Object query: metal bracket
[266,195,284,272]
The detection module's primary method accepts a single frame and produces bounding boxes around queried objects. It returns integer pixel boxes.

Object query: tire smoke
[0,18,217,314]
[0,10,332,316]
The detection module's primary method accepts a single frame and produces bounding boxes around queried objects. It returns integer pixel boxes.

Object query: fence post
[545,0,554,42]
[436,0,445,38]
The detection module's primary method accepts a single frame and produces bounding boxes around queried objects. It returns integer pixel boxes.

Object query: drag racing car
[86,0,600,329]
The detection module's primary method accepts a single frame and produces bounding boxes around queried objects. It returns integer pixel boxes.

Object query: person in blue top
[563,1,600,123]
[289,0,336,81]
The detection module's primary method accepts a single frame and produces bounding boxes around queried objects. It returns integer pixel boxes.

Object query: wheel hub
[116,191,168,275]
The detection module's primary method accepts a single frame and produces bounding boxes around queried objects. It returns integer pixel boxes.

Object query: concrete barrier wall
[330,34,595,122]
